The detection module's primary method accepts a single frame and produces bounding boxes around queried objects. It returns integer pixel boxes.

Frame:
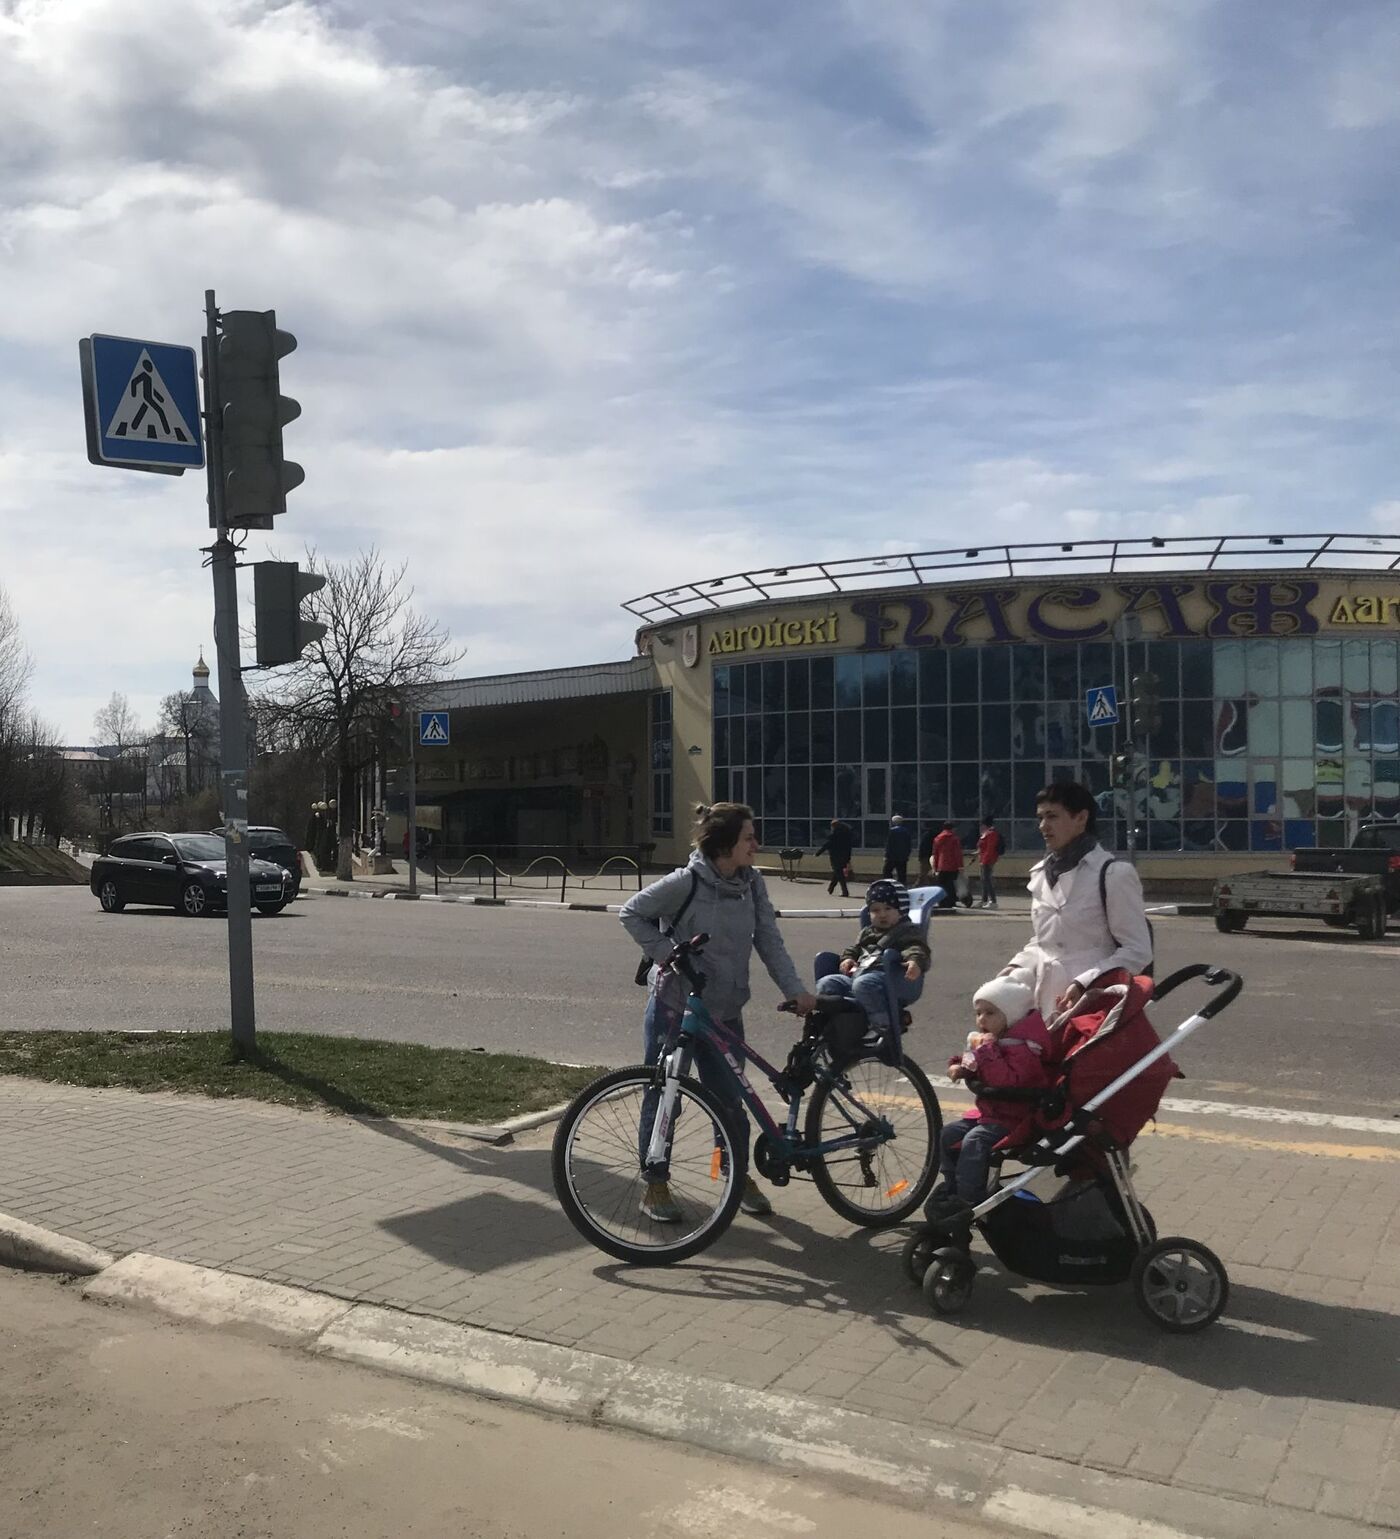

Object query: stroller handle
[1153,963,1243,1018]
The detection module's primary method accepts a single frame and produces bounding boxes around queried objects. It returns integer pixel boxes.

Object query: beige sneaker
[640,1180,683,1223]
[739,1176,773,1216]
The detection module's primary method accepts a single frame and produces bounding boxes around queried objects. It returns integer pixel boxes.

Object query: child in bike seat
[816,879,930,1029]
[932,976,1053,1207]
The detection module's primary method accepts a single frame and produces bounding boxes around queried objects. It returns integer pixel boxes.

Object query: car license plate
[256,885,280,895]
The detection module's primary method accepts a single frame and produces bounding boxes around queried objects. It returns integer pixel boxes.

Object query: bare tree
[159,688,219,796]
[0,585,32,725]
[0,587,35,836]
[256,548,461,879]
[92,692,149,829]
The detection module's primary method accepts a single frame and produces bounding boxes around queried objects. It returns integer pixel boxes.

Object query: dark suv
[90,832,293,917]
[211,825,302,900]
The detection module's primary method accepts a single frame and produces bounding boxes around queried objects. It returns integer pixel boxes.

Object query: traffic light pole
[1118,615,1139,868]
[203,288,257,1056]
[407,713,418,898]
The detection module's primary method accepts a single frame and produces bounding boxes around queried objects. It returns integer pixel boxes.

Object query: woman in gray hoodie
[620,802,817,1224]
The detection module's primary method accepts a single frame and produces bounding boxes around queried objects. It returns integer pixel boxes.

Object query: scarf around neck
[1044,832,1099,888]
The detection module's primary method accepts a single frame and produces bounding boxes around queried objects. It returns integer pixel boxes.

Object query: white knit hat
[973,976,1034,1025]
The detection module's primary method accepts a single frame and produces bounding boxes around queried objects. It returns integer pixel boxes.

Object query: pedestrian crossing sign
[419,711,450,746]
[80,333,204,475]
[1086,686,1120,727]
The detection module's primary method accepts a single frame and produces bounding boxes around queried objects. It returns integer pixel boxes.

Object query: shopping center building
[396,535,1400,881]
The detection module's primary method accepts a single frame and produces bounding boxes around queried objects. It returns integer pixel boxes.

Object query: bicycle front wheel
[551,1065,746,1265]
[805,1054,941,1227]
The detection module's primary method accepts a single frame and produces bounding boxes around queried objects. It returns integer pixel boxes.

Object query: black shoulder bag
[1099,857,1154,978]
[633,870,701,986]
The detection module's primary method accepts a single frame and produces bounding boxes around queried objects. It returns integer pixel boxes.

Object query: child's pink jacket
[947,1010,1054,1141]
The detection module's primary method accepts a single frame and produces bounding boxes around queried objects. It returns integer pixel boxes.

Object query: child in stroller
[907,963,1242,1333]
[935,976,1052,1206]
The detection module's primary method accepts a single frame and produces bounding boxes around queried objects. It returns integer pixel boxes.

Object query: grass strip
[0,1030,602,1125]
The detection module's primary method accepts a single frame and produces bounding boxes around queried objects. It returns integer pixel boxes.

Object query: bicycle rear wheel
[805,1054,941,1227]
[551,1065,746,1265]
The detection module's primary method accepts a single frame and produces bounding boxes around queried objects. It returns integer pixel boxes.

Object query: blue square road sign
[419,711,450,747]
[81,333,204,475]
[1086,685,1120,727]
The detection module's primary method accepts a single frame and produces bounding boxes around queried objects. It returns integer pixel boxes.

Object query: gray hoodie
[620,850,804,1021]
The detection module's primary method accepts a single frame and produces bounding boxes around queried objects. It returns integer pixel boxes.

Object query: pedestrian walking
[882,813,912,887]
[931,821,964,910]
[999,781,1153,1020]
[977,815,1004,908]
[814,817,854,897]
[620,802,818,1224]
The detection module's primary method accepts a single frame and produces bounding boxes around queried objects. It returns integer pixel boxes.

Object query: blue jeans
[938,1117,1010,1204]
[637,993,749,1180]
[815,967,923,1027]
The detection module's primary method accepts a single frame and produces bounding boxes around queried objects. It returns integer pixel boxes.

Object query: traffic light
[1111,750,1135,789]
[252,561,326,667]
[1130,672,1162,738]
[217,309,303,528]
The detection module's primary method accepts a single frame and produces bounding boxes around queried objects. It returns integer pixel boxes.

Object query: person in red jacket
[931,822,963,910]
[976,815,1004,909]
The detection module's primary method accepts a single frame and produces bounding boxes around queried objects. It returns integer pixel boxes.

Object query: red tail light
[1388,854,1400,873]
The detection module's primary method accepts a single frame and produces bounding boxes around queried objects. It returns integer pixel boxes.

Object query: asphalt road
[2,885,1397,1117]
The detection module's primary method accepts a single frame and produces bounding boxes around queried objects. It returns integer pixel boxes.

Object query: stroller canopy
[1052,970,1180,1148]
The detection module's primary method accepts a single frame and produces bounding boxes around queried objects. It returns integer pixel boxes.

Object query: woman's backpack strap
[1098,857,1155,977]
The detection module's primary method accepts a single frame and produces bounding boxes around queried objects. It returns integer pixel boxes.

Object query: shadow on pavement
[889,1254,1400,1414]
[368,1127,1400,1418]
[378,1146,583,1269]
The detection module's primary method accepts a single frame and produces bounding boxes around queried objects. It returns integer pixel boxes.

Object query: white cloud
[1,0,1398,741]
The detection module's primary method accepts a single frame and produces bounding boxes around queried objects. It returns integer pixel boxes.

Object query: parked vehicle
[90,832,294,917]
[1213,821,1400,940]
[211,825,302,900]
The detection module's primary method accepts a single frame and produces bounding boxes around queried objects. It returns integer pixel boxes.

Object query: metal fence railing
[427,844,654,902]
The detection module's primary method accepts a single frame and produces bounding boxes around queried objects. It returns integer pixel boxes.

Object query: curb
[0,1212,115,1275]
[33,1249,1378,1539]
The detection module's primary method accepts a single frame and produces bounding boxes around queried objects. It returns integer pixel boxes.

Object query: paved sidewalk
[2,1076,1397,1532]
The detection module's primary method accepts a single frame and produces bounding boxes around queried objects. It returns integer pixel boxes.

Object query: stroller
[903,963,1242,1333]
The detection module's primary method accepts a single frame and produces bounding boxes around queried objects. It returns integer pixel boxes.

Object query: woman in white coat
[1002,781,1154,1021]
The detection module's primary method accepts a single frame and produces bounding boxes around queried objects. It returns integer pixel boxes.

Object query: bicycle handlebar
[661,932,710,993]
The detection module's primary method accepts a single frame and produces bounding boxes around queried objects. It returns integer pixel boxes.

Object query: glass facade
[650,690,673,837]
[712,637,1400,853]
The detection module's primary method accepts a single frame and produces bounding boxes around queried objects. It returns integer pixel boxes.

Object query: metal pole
[203,288,257,1055]
[1119,614,1138,868]
[407,711,418,897]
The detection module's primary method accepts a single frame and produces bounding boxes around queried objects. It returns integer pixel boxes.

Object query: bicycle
[551,933,943,1265]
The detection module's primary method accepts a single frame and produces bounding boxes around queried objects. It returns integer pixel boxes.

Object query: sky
[2,0,1399,741]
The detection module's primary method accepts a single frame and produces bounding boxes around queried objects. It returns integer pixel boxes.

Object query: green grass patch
[0,1030,602,1125]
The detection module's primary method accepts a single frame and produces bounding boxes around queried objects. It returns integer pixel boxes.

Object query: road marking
[1146,1122,1400,1161]
[921,1096,1400,1160]
[1155,1095,1400,1137]
[928,1076,1400,1138]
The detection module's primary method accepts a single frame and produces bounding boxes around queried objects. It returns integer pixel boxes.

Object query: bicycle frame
[642,984,897,1175]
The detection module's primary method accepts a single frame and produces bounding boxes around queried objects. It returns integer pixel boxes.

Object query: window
[650,691,673,837]
[709,634,1372,855]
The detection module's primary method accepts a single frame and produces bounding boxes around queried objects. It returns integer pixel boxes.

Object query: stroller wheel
[901,1228,940,1286]
[1131,1237,1228,1333]
[921,1246,976,1315]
